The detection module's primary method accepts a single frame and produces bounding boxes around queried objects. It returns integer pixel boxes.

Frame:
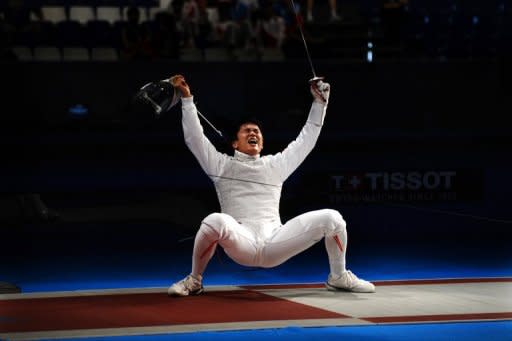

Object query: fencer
[168,74,375,296]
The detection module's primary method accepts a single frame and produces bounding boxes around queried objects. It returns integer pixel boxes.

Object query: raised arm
[171,75,226,178]
[270,81,330,181]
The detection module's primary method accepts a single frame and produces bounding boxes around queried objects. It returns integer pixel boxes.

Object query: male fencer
[168,74,375,296]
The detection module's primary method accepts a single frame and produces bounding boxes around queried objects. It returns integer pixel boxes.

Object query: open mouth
[248,137,258,146]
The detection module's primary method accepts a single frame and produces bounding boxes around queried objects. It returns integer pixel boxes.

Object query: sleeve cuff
[181,96,194,106]
[307,101,327,126]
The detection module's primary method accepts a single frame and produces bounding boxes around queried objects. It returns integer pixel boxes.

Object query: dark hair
[229,117,264,143]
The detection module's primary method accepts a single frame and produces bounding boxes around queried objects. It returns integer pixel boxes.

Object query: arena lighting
[68,104,88,118]
[367,42,373,63]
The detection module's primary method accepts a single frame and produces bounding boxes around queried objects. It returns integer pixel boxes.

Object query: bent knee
[202,212,226,227]
[321,209,346,234]
[200,212,235,237]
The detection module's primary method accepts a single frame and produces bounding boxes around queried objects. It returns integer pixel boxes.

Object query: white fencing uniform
[181,96,347,277]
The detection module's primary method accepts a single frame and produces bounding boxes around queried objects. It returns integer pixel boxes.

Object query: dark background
[0,0,511,292]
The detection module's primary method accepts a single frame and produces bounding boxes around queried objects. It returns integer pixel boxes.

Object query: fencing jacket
[182,96,327,239]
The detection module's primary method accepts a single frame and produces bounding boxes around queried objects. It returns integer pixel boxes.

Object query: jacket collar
[234,150,260,161]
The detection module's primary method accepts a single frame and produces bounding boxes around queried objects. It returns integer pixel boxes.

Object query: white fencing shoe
[168,274,204,296]
[326,270,376,293]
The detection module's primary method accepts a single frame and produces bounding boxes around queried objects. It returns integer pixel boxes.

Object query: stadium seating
[1,0,506,62]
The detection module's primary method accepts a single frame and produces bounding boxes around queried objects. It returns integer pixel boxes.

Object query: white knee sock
[191,227,219,278]
[325,231,347,277]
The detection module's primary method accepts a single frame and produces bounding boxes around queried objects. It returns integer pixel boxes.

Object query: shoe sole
[325,282,375,293]
[325,282,351,292]
[168,286,204,297]
[190,287,204,295]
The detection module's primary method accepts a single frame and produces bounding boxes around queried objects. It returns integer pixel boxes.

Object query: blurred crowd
[1,0,310,61]
[113,0,300,60]
[0,0,509,62]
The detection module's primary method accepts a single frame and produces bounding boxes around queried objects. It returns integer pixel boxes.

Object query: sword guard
[309,76,327,102]
[308,76,324,84]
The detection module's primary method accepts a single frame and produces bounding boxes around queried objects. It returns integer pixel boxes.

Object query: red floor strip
[240,277,512,290]
[364,312,512,323]
[373,277,512,286]
[0,290,346,333]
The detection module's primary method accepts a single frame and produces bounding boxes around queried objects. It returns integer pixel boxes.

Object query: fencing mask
[133,79,181,117]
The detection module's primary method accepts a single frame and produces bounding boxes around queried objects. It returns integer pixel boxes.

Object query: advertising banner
[295,169,484,204]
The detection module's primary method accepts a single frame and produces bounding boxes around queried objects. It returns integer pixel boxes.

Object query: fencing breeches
[190,209,348,278]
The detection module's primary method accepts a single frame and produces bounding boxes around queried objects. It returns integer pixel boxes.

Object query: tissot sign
[328,170,482,203]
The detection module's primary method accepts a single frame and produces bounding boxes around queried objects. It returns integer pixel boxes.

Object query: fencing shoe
[326,270,376,293]
[168,274,204,296]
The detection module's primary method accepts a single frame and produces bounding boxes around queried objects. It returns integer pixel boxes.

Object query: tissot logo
[332,171,456,191]
[327,170,482,203]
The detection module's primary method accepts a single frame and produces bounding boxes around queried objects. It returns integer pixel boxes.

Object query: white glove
[310,80,330,104]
